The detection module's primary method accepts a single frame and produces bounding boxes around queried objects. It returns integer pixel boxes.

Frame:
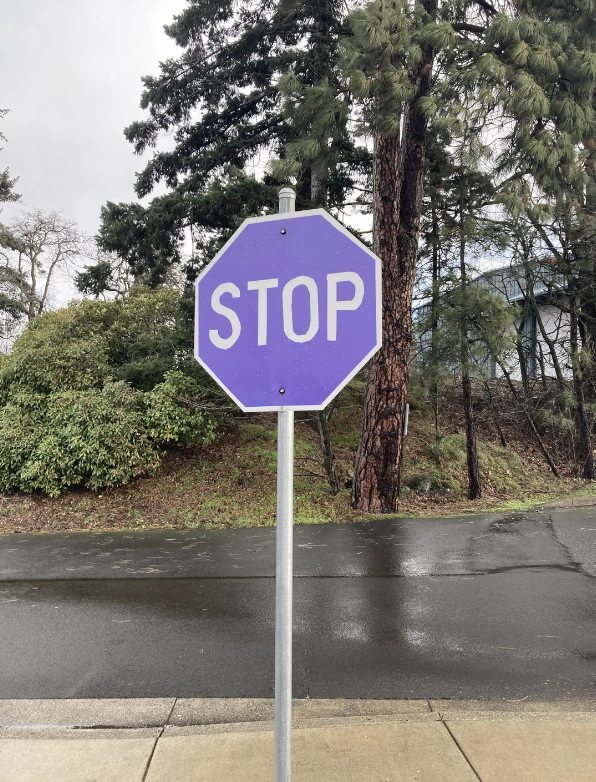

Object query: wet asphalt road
[0,507,595,700]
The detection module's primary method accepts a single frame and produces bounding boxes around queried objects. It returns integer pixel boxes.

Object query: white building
[415,264,571,381]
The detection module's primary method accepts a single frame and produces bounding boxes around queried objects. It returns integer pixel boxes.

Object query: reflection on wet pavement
[0,508,594,699]
[0,510,584,579]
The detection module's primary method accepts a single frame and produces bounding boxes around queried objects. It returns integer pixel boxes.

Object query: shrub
[0,287,194,400]
[144,371,219,448]
[0,383,160,496]
[0,393,48,492]
[0,304,112,399]
[0,288,228,496]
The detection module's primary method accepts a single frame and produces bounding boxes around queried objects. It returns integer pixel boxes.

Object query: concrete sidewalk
[1,698,596,781]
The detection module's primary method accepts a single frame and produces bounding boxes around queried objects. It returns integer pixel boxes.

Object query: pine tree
[276,0,596,509]
[487,0,596,479]
[348,0,439,513]
[91,0,369,287]
[90,0,371,495]
[418,142,448,464]
[418,114,509,498]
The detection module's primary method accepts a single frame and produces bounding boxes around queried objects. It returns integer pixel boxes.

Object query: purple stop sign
[194,209,381,411]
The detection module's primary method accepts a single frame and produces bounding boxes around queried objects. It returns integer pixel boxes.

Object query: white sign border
[194,209,382,412]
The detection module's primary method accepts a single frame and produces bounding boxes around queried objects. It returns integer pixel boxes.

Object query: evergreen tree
[488,0,596,478]
[89,0,371,495]
[0,111,24,341]
[277,0,596,510]
[418,113,514,497]
[90,0,370,287]
[349,0,439,513]
[277,0,443,511]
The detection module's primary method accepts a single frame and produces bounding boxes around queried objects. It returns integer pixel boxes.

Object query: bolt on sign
[194,209,381,410]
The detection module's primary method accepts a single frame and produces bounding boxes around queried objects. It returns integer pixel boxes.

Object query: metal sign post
[274,188,296,782]
[193,186,381,782]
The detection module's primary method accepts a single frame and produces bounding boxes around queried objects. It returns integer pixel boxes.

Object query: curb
[541,496,596,509]
[2,699,596,732]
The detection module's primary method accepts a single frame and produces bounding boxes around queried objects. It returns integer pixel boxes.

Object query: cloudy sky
[1,1,374,308]
[1,0,187,237]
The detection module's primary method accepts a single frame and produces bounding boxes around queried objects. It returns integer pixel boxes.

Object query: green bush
[0,287,195,401]
[105,287,183,391]
[0,305,112,398]
[144,371,218,448]
[0,377,222,497]
[0,383,160,496]
[0,288,227,497]
[0,393,48,492]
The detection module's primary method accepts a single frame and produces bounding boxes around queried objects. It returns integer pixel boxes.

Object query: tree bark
[315,410,340,495]
[570,296,596,479]
[311,168,327,208]
[458,186,481,500]
[515,295,532,398]
[352,133,402,512]
[462,374,481,498]
[576,143,596,401]
[308,5,338,494]
[352,0,436,512]
[485,380,506,448]
[430,195,441,463]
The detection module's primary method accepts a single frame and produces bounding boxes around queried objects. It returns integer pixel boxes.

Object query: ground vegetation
[0,375,591,533]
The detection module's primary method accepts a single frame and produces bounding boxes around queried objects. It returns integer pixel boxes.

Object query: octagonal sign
[194,209,381,411]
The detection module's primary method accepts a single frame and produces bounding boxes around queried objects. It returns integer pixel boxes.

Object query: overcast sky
[1,0,187,238]
[1,1,380,311]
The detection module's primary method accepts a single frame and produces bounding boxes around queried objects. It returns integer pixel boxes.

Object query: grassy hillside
[0,379,592,533]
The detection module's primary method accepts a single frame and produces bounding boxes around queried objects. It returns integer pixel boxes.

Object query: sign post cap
[278,187,296,214]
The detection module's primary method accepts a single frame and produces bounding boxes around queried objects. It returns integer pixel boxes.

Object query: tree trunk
[351,133,403,512]
[524,266,566,388]
[352,1,436,512]
[309,0,332,209]
[311,168,327,208]
[308,25,337,493]
[497,359,561,478]
[570,296,596,479]
[458,188,481,500]
[315,410,340,495]
[515,296,532,399]
[430,198,441,463]
[484,380,506,448]
[576,144,596,401]
[297,410,340,495]
[462,373,481,498]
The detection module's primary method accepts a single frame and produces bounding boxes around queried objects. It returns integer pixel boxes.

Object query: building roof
[414,261,563,319]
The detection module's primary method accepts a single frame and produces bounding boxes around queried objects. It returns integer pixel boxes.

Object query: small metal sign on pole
[194,188,382,781]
